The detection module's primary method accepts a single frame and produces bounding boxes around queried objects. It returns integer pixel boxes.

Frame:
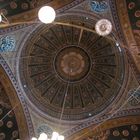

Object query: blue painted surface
[90,0,108,13]
[0,36,15,52]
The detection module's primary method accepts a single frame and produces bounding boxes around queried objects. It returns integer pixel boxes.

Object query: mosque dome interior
[0,0,140,140]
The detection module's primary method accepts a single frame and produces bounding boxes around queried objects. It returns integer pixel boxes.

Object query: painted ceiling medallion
[0,36,15,52]
[54,46,91,82]
[90,0,108,13]
[122,130,129,136]
[10,1,17,9]
[128,2,135,9]
[131,125,138,131]
[12,130,19,138]
[135,10,140,17]
[1,9,8,15]
[95,19,112,36]
[6,121,13,128]
[113,130,120,136]
[21,3,29,10]
[0,133,5,139]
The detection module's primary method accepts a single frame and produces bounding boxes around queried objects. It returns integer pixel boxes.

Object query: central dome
[19,22,125,121]
[54,46,91,82]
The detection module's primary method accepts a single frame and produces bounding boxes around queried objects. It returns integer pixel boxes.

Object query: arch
[0,65,30,140]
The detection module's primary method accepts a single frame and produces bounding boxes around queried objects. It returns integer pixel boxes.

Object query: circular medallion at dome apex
[54,46,91,82]
[19,22,125,121]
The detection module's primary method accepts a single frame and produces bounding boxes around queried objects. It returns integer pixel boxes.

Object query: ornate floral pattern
[90,0,108,13]
[0,36,15,52]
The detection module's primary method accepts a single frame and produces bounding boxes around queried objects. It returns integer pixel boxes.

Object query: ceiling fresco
[0,0,84,29]
[0,0,76,17]
[19,14,125,121]
[65,116,140,140]
[0,0,140,139]
[0,82,20,140]
[0,0,42,16]
[126,0,140,30]
[84,124,140,140]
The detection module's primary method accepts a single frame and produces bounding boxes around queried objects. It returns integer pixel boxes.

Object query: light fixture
[38,6,56,24]
[51,132,59,140]
[58,135,64,140]
[116,42,119,46]
[31,132,64,140]
[38,133,48,140]
[95,19,112,36]
[31,137,38,140]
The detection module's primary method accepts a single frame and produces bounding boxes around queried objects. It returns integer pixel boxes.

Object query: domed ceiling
[19,18,125,121]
